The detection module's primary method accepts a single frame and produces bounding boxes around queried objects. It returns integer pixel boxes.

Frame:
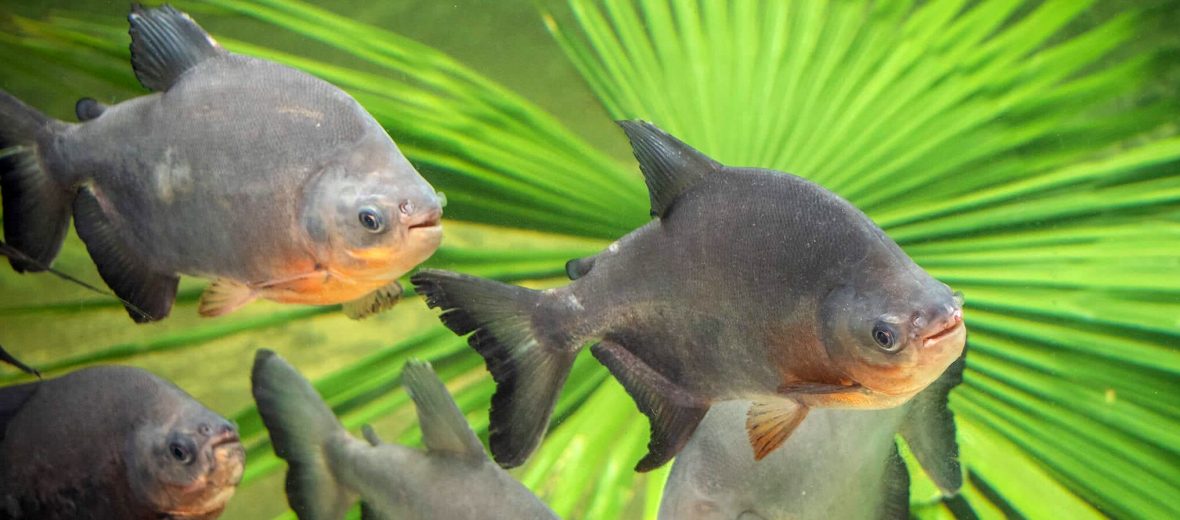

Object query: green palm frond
[0,1,1176,519]
[543,0,1180,517]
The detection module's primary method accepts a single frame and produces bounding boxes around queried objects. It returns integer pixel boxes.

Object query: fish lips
[207,431,246,486]
[405,207,443,233]
[920,309,965,351]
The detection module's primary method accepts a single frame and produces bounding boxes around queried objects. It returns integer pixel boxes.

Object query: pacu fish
[412,121,966,470]
[251,350,559,520]
[0,361,245,519]
[659,355,966,520]
[0,5,443,322]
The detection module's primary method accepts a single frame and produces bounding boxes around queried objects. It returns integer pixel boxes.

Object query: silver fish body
[660,355,965,520]
[0,5,442,322]
[0,366,245,520]
[413,121,966,471]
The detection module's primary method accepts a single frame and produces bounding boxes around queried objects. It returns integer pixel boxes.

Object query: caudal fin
[0,90,71,273]
[411,268,579,468]
[251,349,355,520]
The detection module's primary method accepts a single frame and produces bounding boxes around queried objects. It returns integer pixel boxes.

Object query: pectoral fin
[342,281,402,320]
[198,278,255,317]
[745,400,809,460]
[591,340,709,471]
[777,381,863,395]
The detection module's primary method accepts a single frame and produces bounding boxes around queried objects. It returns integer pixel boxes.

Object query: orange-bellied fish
[659,355,966,520]
[0,349,244,519]
[252,351,559,520]
[0,5,442,322]
[412,121,966,471]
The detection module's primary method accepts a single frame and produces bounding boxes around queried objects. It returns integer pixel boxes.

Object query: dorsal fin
[617,120,721,218]
[900,351,967,495]
[128,4,224,92]
[402,359,486,462]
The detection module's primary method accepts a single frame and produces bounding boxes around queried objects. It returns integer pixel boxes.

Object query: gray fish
[0,5,443,323]
[251,350,559,520]
[659,355,966,520]
[412,121,966,470]
[0,363,245,519]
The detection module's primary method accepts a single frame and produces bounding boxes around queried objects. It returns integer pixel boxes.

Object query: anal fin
[590,340,708,471]
[73,187,177,322]
[746,400,808,460]
[342,281,402,320]
[198,278,255,317]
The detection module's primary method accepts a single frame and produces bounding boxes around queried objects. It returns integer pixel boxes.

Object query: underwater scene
[0,0,1177,519]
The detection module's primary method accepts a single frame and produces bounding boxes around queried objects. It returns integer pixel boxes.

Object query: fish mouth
[406,209,443,231]
[208,429,242,450]
[921,310,964,349]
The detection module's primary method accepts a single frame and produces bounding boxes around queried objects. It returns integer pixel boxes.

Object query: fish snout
[401,198,443,232]
[205,420,245,485]
[919,306,965,350]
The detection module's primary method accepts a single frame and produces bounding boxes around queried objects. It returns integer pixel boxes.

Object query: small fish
[659,354,966,520]
[0,5,443,323]
[0,360,245,519]
[412,121,966,470]
[251,350,559,520]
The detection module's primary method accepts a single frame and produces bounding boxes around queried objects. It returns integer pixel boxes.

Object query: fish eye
[358,207,386,233]
[871,322,899,352]
[169,442,193,464]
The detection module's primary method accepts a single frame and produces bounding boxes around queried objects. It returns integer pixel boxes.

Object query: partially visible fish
[0,358,245,519]
[0,5,442,323]
[659,354,966,520]
[251,350,559,520]
[412,121,966,471]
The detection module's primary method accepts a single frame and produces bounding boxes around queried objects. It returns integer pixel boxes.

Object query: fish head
[124,404,245,518]
[300,133,444,280]
[819,266,966,400]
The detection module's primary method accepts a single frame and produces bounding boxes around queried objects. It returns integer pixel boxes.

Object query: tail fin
[251,349,355,520]
[411,269,579,468]
[0,90,71,273]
